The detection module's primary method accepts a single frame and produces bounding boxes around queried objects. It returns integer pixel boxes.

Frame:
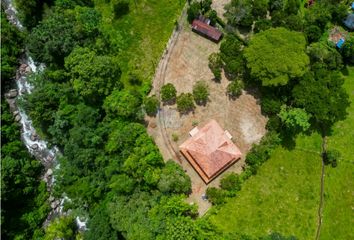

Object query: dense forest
[1,0,353,239]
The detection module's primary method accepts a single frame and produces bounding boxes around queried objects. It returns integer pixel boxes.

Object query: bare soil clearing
[147,7,266,215]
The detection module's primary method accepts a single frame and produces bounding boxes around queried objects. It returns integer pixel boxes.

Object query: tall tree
[244,27,309,86]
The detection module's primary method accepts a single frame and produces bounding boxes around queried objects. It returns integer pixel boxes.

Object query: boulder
[13,110,19,116]
[31,144,38,150]
[25,66,31,74]
[30,133,38,141]
[5,89,18,98]
[46,168,53,176]
[15,115,21,122]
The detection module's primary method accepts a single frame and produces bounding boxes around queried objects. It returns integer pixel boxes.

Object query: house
[179,120,242,183]
[344,13,354,30]
[191,19,223,42]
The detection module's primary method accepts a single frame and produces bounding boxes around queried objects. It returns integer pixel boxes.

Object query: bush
[111,0,130,18]
[323,149,340,168]
[245,131,281,174]
[206,187,227,205]
[187,2,200,23]
[192,81,209,105]
[144,95,159,116]
[208,53,223,81]
[161,83,177,104]
[227,80,243,99]
[220,173,242,193]
[177,93,195,114]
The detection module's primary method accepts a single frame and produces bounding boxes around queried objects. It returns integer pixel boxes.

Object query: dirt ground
[147,5,267,215]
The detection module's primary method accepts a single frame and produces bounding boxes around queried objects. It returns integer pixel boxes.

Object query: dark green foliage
[260,95,283,115]
[27,7,101,66]
[220,173,242,193]
[206,187,227,205]
[111,0,130,18]
[192,80,209,105]
[144,95,160,116]
[341,34,354,64]
[187,2,200,23]
[1,102,49,240]
[227,80,244,99]
[177,93,195,114]
[307,42,342,70]
[323,149,340,168]
[158,161,191,194]
[85,204,119,240]
[224,0,254,28]
[304,2,332,29]
[252,0,269,19]
[14,0,50,29]
[269,0,285,12]
[245,131,281,174]
[254,19,272,33]
[219,34,244,79]
[104,90,142,120]
[304,25,322,43]
[65,47,122,103]
[285,0,300,15]
[292,69,349,129]
[1,11,24,91]
[161,83,177,104]
[284,14,303,32]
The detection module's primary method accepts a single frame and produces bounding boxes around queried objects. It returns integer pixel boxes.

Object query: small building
[344,13,354,30]
[191,19,223,42]
[179,120,242,183]
[336,38,345,48]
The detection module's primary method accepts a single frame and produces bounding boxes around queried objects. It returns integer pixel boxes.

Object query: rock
[31,144,38,150]
[47,169,53,176]
[21,88,26,94]
[49,196,55,202]
[6,98,17,112]
[5,89,18,98]
[30,133,38,141]
[46,155,54,162]
[20,63,27,70]
[51,200,60,209]
[25,66,31,74]
[13,110,19,116]
[15,115,21,122]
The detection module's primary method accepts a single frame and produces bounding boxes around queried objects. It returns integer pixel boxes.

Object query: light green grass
[320,67,354,240]
[209,133,323,239]
[94,0,184,91]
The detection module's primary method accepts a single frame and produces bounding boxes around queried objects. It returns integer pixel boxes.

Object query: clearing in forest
[147,10,267,214]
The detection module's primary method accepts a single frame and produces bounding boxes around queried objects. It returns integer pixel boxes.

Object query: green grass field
[209,67,354,239]
[209,133,323,239]
[320,67,354,240]
[94,0,184,91]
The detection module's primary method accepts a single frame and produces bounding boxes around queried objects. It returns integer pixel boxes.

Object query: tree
[158,161,191,194]
[341,34,354,64]
[254,19,272,33]
[144,95,160,116]
[44,216,77,240]
[161,83,177,104]
[65,47,122,103]
[111,0,130,18]
[208,53,223,80]
[224,0,254,28]
[268,0,286,12]
[187,2,200,23]
[227,80,244,99]
[252,0,269,19]
[206,187,227,205]
[292,68,349,131]
[192,81,209,105]
[278,105,311,132]
[220,173,242,193]
[244,27,309,86]
[103,90,142,120]
[285,0,300,15]
[177,93,195,114]
[304,25,322,43]
[1,11,24,90]
[14,0,47,28]
[307,42,342,70]
[323,149,340,167]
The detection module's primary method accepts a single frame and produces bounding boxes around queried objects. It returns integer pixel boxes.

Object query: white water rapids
[2,0,87,230]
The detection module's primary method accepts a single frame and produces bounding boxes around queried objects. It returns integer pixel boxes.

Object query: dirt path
[315,136,327,240]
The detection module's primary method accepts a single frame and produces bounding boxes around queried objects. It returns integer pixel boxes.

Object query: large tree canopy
[244,27,309,86]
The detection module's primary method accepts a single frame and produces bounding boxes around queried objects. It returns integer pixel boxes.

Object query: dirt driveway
[147,5,267,215]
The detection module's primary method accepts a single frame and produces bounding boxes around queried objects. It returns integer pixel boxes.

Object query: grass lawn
[94,0,184,91]
[320,67,354,240]
[209,133,323,239]
[208,67,354,239]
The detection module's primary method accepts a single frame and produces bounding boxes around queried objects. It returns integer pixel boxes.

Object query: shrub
[227,80,243,99]
[144,95,159,116]
[111,0,130,18]
[172,133,179,142]
[193,81,209,105]
[220,173,242,193]
[323,149,340,168]
[208,53,223,81]
[177,93,195,114]
[206,187,227,205]
[161,83,177,104]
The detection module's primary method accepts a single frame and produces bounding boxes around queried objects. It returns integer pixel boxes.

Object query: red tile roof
[191,19,223,42]
[179,120,242,183]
